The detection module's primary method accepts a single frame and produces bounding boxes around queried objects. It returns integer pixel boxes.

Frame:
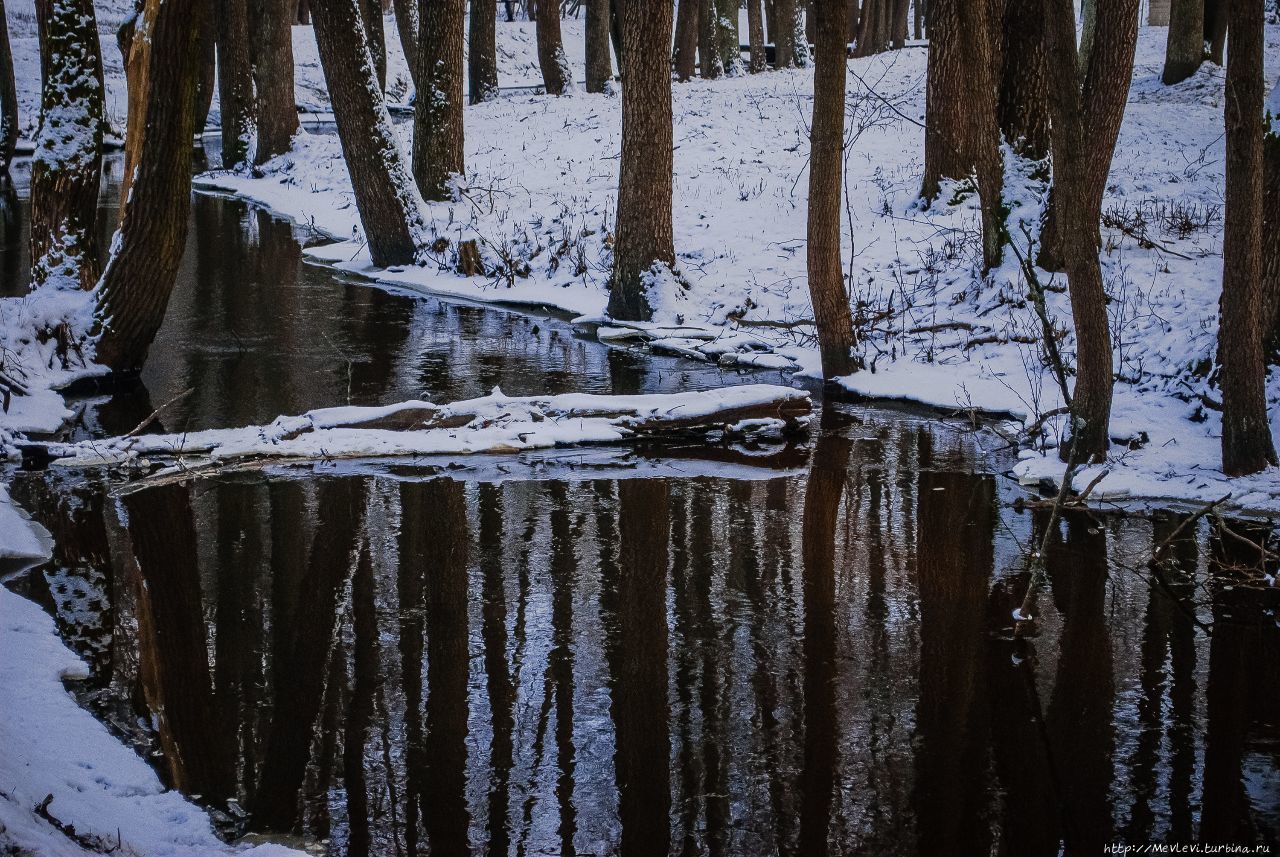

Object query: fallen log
[39,385,812,480]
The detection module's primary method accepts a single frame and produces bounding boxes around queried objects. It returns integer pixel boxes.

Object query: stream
[1,154,1277,854]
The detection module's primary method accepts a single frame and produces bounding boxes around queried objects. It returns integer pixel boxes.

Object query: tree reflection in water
[8,416,1279,855]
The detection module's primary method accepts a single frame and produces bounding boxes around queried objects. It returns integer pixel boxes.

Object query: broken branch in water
[36,385,812,479]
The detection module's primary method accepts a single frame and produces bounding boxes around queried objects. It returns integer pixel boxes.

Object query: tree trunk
[747,0,766,72]
[309,0,426,265]
[792,1,810,65]
[913,0,922,39]
[469,0,499,102]
[1204,0,1226,63]
[999,0,1050,159]
[854,0,882,56]
[360,0,386,90]
[674,0,699,80]
[1218,0,1277,475]
[536,0,572,94]
[717,0,741,74]
[1264,86,1279,354]
[393,0,419,91]
[1163,0,1203,84]
[1043,0,1114,463]
[251,0,300,163]
[1039,0,1139,270]
[218,0,256,167]
[413,0,465,199]
[889,0,908,48]
[774,0,796,66]
[585,0,613,91]
[0,0,18,174]
[194,8,217,135]
[807,0,858,378]
[93,0,202,371]
[921,0,1003,270]
[1079,0,1097,84]
[699,0,723,77]
[607,0,675,320]
[30,0,104,292]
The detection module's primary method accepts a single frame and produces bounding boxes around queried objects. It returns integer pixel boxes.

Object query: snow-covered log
[40,384,811,475]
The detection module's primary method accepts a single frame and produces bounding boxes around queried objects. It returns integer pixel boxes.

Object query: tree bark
[217,0,256,167]
[413,0,465,199]
[469,0,499,102]
[1079,0,1097,83]
[93,0,202,371]
[251,0,300,163]
[360,0,386,90]
[1264,88,1279,354]
[889,0,908,48]
[717,0,741,74]
[194,7,217,136]
[807,0,858,378]
[607,0,675,320]
[585,0,613,91]
[536,0,573,94]
[674,0,699,80]
[1218,0,1277,475]
[1043,0,1115,463]
[308,0,425,266]
[0,0,18,174]
[393,0,419,91]
[920,0,1003,270]
[30,0,104,291]
[699,0,723,77]
[1204,0,1227,63]
[747,0,767,72]
[999,0,1051,159]
[1162,0,1204,84]
[792,1,810,65]
[773,0,796,66]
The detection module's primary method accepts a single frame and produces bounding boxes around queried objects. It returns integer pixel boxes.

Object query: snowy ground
[197,24,1280,513]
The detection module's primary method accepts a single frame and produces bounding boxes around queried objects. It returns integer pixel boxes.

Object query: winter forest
[0,0,1278,853]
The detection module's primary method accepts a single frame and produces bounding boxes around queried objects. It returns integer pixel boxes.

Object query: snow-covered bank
[0,493,304,856]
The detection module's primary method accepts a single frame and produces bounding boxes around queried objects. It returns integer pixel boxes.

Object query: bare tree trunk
[31,0,104,291]
[1163,0,1204,84]
[297,0,310,22]
[413,0,465,199]
[194,9,216,135]
[921,0,1003,270]
[607,0,674,320]
[93,0,202,371]
[1219,0,1277,475]
[360,0,386,90]
[393,0,419,90]
[792,1,810,65]
[470,0,499,102]
[774,0,796,66]
[1079,0,1097,83]
[536,0,572,94]
[0,0,18,175]
[1043,0,1114,463]
[1264,89,1279,353]
[251,0,300,163]
[890,0,908,48]
[807,0,857,378]
[854,0,882,56]
[999,0,1050,159]
[1204,0,1226,63]
[699,0,723,77]
[717,0,741,74]
[913,0,922,39]
[218,0,256,167]
[747,0,767,72]
[585,0,613,91]
[310,0,426,265]
[674,0,699,80]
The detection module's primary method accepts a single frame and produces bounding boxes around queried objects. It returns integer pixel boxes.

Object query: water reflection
[9,417,1278,856]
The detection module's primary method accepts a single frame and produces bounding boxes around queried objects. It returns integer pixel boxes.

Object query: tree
[585,0,613,92]
[1218,0,1278,475]
[806,0,858,378]
[773,0,797,67]
[0,0,18,175]
[93,0,203,371]
[920,0,1004,270]
[360,0,386,90]
[792,2,810,66]
[607,0,675,320]
[30,0,104,292]
[413,0,465,199]
[1264,82,1279,352]
[699,0,724,78]
[536,0,573,94]
[393,0,420,91]
[746,0,766,73]
[674,0,699,80]
[297,0,427,265]
[1042,0,1118,463]
[1204,0,1227,64]
[251,0,300,163]
[999,0,1051,159]
[217,0,256,167]
[1162,0,1204,84]
[470,0,499,102]
[716,0,741,74]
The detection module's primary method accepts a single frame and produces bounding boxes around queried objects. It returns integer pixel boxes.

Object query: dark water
[4,162,1280,855]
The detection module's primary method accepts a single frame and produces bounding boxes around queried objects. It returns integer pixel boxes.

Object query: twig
[123,388,195,438]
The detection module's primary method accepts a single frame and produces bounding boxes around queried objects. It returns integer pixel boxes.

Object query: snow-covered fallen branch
[37,385,812,477]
